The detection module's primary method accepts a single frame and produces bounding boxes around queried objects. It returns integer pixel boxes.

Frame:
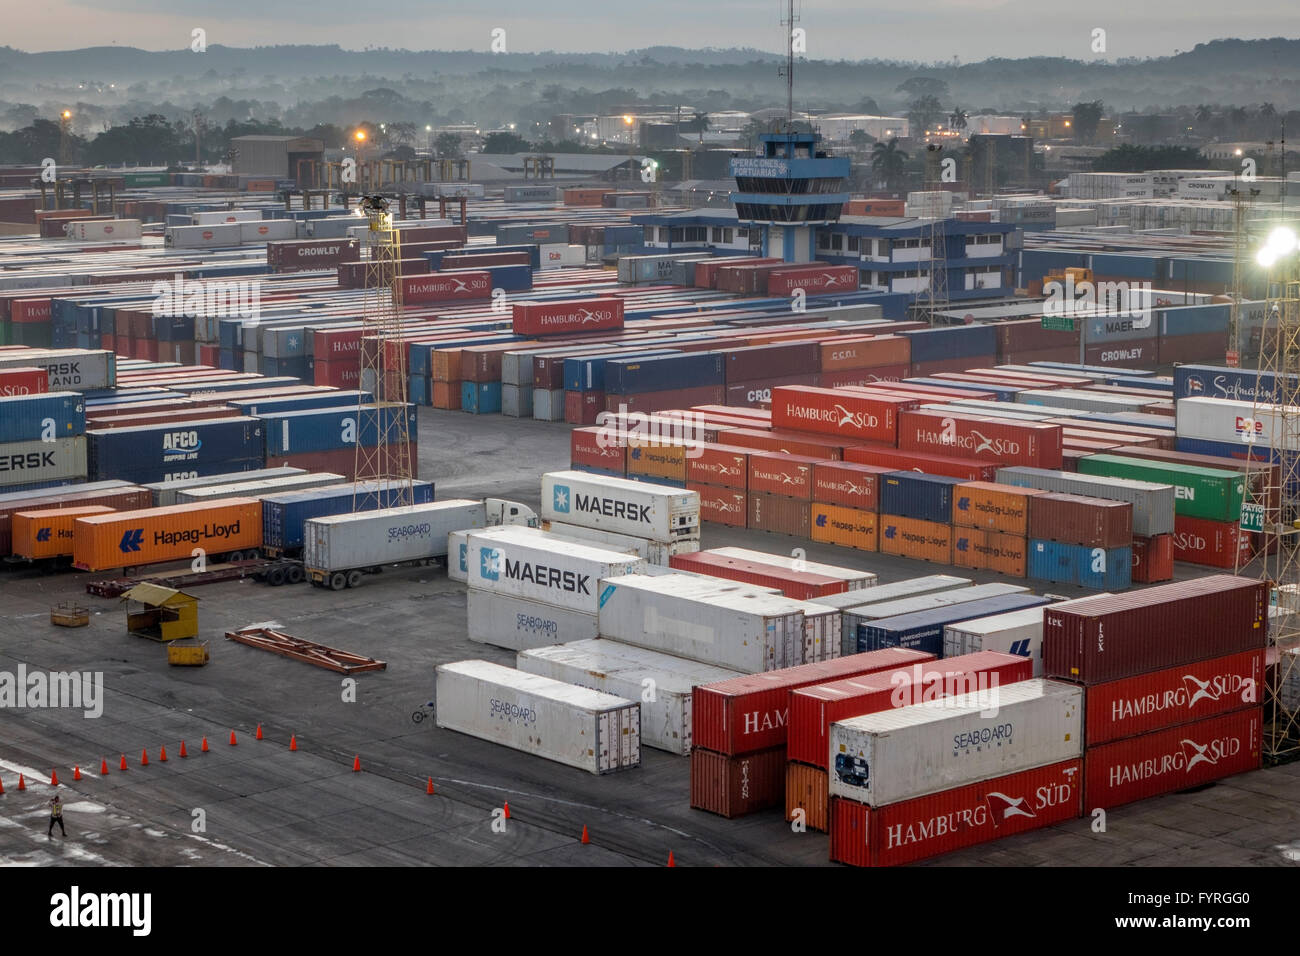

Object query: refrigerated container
[706,547,877,590]
[541,470,700,543]
[468,589,600,650]
[175,472,345,504]
[144,466,307,507]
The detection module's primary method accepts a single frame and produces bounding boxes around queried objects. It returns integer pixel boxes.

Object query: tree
[435,132,462,158]
[855,97,881,115]
[686,111,710,145]
[849,129,876,150]
[386,121,418,147]
[908,96,944,136]
[1070,100,1105,144]
[85,114,183,166]
[871,138,909,191]
[895,77,949,100]
[1194,104,1214,125]
[482,131,530,154]
[949,108,969,131]
[1092,144,1209,172]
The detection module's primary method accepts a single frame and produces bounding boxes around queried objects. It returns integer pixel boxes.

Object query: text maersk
[0,450,58,472]
[574,493,652,524]
[506,558,590,595]
[153,521,241,546]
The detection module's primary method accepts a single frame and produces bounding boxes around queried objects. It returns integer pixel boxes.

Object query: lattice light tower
[1226,181,1260,367]
[913,144,949,326]
[1236,226,1300,760]
[353,195,415,512]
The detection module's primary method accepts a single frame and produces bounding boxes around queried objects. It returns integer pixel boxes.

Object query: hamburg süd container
[812,461,889,511]
[769,385,908,443]
[435,659,641,774]
[747,451,819,500]
[897,409,1064,469]
[706,547,877,590]
[541,470,700,543]
[692,484,748,527]
[1171,515,1253,568]
[72,498,263,571]
[304,499,486,584]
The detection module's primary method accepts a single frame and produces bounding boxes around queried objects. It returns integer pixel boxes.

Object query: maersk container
[542,519,698,566]
[0,349,115,391]
[175,471,345,505]
[466,526,646,613]
[1076,454,1244,522]
[829,678,1083,806]
[435,660,641,775]
[1028,539,1132,589]
[707,546,877,590]
[518,639,744,755]
[448,529,471,583]
[943,595,1112,677]
[879,471,963,523]
[88,417,265,485]
[262,480,435,551]
[303,500,486,584]
[468,589,600,650]
[858,593,1052,657]
[0,437,88,488]
[995,466,1174,537]
[0,392,85,444]
[145,466,307,507]
[807,575,972,614]
[541,470,700,543]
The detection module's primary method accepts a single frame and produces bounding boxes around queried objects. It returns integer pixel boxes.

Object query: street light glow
[623,115,634,125]
[61,110,71,119]
[1268,227,1297,255]
[1257,246,1280,268]
[354,130,367,142]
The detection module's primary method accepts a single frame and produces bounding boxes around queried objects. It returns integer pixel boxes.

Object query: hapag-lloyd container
[811,502,878,552]
[518,639,743,755]
[787,650,1034,768]
[747,451,819,499]
[12,505,115,560]
[952,481,1043,535]
[1171,515,1253,568]
[1083,708,1262,809]
[830,759,1083,868]
[691,746,787,817]
[879,515,952,563]
[995,466,1174,537]
[858,593,1052,657]
[435,659,640,774]
[829,678,1083,806]
[0,437,88,489]
[1084,649,1264,746]
[72,498,263,571]
[466,526,645,612]
[692,648,934,756]
[952,528,1029,577]
[770,385,908,443]
[1043,576,1269,685]
[0,480,150,555]
[541,471,701,543]
[897,409,1064,469]
[1027,492,1132,548]
[467,588,599,650]
[943,596,1113,677]
[1076,454,1245,523]
[707,546,877,590]
[812,461,889,511]
[304,500,487,581]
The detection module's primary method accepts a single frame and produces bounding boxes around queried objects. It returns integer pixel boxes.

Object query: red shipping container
[267,238,359,272]
[898,409,1063,469]
[1172,515,1255,569]
[686,444,749,489]
[766,265,859,297]
[726,374,820,409]
[1027,492,1133,548]
[1084,649,1265,746]
[719,426,852,460]
[812,461,889,512]
[1044,576,1269,685]
[693,648,934,756]
[820,364,909,388]
[873,382,997,402]
[769,385,911,443]
[338,257,428,288]
[512,297,625,336]
[603,386,725,415]
[0,366,49,396]
[1130,534,1174,583]
[691,483,748,526]
[843,445,999,482]
[0,486,153,556]
[748,491,811,536]
[1083,709,1262,811]
[725,342,821,383]
[831,759,1083,868]
[819,335,910,371]
[690,746,787,818]
[401,270,492,303]
[570,426,626,473]
[11,299,51,324]
[563,389,604,426]
[396,224,468,244]
[669,551,848,601]
[747,451,819,500]
[787,651,1034,768]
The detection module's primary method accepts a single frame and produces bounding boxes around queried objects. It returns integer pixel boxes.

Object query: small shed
[120,584,199,642]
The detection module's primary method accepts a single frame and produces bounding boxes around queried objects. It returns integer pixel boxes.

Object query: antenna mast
[779,0,798,131]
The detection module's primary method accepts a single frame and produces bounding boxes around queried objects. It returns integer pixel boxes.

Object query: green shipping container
[123,172,171,187]
[1076,454,1244,522]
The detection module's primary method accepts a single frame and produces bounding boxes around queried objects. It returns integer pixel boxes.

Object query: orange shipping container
[878,515,952,563]
[430,348,464,382]
[12,506,115,560]
[431,382,461,409]
[810,502,878,552]
[73,499,262,572]
[952,528,1028,577]
[785,761,830,832]
[952,482,1044,535]
[627,439,688,482]
[818,335,910,371]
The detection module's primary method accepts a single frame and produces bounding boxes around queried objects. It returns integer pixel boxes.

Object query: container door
[596,712,611,772]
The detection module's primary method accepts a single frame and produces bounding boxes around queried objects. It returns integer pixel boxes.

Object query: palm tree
[1194,104,1213,125]
[691,111,710,145]
[871,138,909,192]
[949,108,968,131]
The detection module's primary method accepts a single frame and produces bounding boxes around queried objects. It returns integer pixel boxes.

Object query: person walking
[48,794,65,838]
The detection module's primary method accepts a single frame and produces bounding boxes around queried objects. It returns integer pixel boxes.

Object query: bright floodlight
[354,130,367,142]
[1258,246,1280,268]
[1268,227,1297,255]
[623,115,634,125]
[61,110,71,119]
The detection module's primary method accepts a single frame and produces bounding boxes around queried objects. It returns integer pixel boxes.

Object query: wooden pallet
[224,627,387,675]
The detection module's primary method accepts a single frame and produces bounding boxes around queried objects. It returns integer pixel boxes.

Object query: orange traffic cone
[229,731,237,746]
[73,766,81,781]
[667,851,676,867]
[201,736,209,753]
[159,745,168,762]
[289,735,297,752]
[100,758,109,776]
[0,777,5,794]
[255,724,263,740]
[140,749,149,767]
[581,825,590,845]
[352,755,361,772]
[119,754,128,771]
[16,774,25,791]
[50,769,59,787]
[179,740,188,758]
[426,777,435,795]
[503,801,510,819]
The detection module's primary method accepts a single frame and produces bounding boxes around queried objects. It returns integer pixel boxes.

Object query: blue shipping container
[0,392,86,444]
[1159,303,1229,337]
[857,593,1053,656]
[903,324,997,363]
[605,353,725,395]
[260,406,416,455]
[565,350,681,392]
[229,391,371,416]
[879,471,963,523]
[1027,539,1132,589]
[88,417,265,484]
[461,382,502,415]
[261,479,434,551]
[444,263,532,292]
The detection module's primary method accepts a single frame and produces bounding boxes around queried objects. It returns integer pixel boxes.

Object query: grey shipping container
[995,466,1174,537]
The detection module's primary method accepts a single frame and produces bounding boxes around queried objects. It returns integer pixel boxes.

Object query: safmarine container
[707,546,877,590]
[1083,708,1262,810]
[518,639,743,755]
[878,515,952,563]
[0,437,87,489]
[1043,576,1269,684]
[1027,539,1131,589]
[995,466,1174,537]
[261,480,434,551]
[951,481,1042,534]
[1076,454,1244,522]
[943,596,1111,677]
[304,500,487,580]
[829,678,1082,806]
[435,659,640,775]
[1027,492,1132,548]
[88,416,265,485]
[879,471,962,523]
[1084,648,1265,746]
[466,526,645,613]
[692,648,933,756]
[467,589,599,650]
[72,498,262,571]
[811,502,878,552]
[541,470,700,543]
[11,505,115,560]
[769,385,906,443]
[0,391,84,443]
[857,593,1052,657]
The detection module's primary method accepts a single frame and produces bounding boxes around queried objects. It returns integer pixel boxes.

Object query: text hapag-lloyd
[885,779,1075,849]
[1110,672,1254,722]
[915,427,1022,457]
[573,492,652,525]
[154,521,241,546]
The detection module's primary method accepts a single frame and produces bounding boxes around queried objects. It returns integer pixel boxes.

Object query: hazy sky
[5,0,1298,61]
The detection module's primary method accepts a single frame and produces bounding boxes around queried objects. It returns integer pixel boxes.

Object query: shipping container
[72,498,262,571]
[690,746,786,817]
[435,659,640,774]
[1077,453,1244,524]
[769,385,907,443]
[11,505,115,560]
[878,515,952,564]
[951,481,1043,535]
[943,596,1111,677]
[261,480,434,552]
[996,466,1174,537]
[1171,515,1253,568]
[686,444,750,489]
[786,761,832,831]
[857,593,1052,657]
[304,500,487,585]
[0,481,150,555]
[721,426,854,461]
[0,366,49,397]
[810,502,878,552]
[1130,533,1175,583]
[175,472,346,505]
[540,470,700,543]
[952,528,1029,577]
[810,576,971,616]
[0,391,84,443]
[0,437,87,489]
[844,444,999,482]
[707,546,877,590]
[466,526,645,612]
[0,349,115,391]
[1043,576,1269,684]
[1027,492,1132,548]
[513,298,624,336]
[89,417,265,485]
[812,461,889,512]
[570,427,627,474]
[879,472,962,524]
[897,409,1063,469]
[747,451,819,500]
[748,491,811,537]
[144,466,307,507]
[1027,539,1132,590]
[467,588,599,650]
[692,483,748,526]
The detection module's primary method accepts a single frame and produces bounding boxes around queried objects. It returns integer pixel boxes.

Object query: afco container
[0,392,84,443]
[541,470,700,543]
[769,385,907,443]
[898,410,1063,469]
[951,482,1042,535]
[89,417,265,485]
[11,505,115,560]
[72,498,262,571]
[435,659,640,775]
[1076,454,1245,523]
[1043,576,1269,684]
[879,472,962,523]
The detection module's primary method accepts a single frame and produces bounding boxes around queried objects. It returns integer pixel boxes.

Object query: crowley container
[952,481,1043,535]
[0,366,49,396]
[952,528,1028,577]
[1027,492,1132,548]
[261,479,434,552]
[692,484,748,526]
[878,515,952,563]
[813,461,888,511]
[519,639,743,755]
[435,659,640,775]
[570,427,627,474]
[0,391,84,443]
[0,437,87,489]
[857,593,1052,657]
[1027,539,1131,589]
[467,589,599,650]
[898,409,1063,469]
[811,503,878,552]
[144,466,307,507]
[879,471,962,523]
[1043,576,1269,684]
[943,596,1111,677]
[513,298,624,336]
[0,481,150,555]
[668,551,847,600]
[266,238,359,272]
[0,349,114,391]
[1076,454,1245,523]
[707,547,876,590]
[995,466,1174,537]
[72,498,262,571]
[1083,708,1262,810]
[691,746,786,817]
[1130,533,1174,583]
[844,445,999,482]
[770,385,906,443]
[1171,515,1253,568]
[686,444,749,489]
[541,471,700,542]
[788,651,1034,768]
[692,647,934,756]
[11,505,115,560]
[748,451,818,499]
[466,527,645,613]
[175,472,346,505]
[88,417,265,485]
[830,759,1083,868]
[304,499,486,583]
[1084,649,1265,746]
[748,491,810,536]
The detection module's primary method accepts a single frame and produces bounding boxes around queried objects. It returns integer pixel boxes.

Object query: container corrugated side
[786,762,831,831]
[690,746,786,817]
[706,546,877,589]
[996,465,1173,537]
[943,596,1112,677]
[541,470,700,542]
[858,593,1052,657]
[72,498,262,571]
[467,589,599,650]
[466,526,646,612]
[304,500,486,574]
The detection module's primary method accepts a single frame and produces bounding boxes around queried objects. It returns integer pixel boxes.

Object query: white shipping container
[707,546,878,589]
[67,219,143,240]
[466,526,646,613]
[792,600,841,662]
[193,210,265,224]
[942,595,1112,676]
[518,639,743,754]
[806,575,971,611]
[447,529,471,583]
[0,349,114,391]
[541,470,700,543]
[538,243,587,269]
[239,219,298,242]
[841,583,1032,655]
[0,436,87,486]
[435,659,640,774]
[829,678,1083,806]
[1016,388,1157,413]
[304,499,486,577]
[467,588,599,650]
[146,466,307,507]
[166,223,242,248]
[174,472,345,503]
[1176,396,1297,449]
[543,519,702,566]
